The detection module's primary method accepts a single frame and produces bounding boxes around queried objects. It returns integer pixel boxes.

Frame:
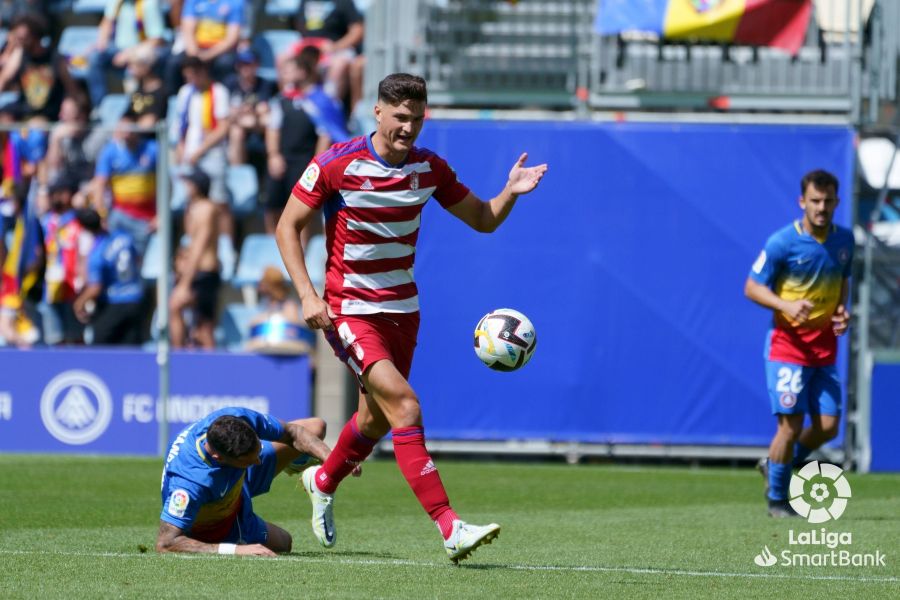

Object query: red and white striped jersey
[291,134,470,315]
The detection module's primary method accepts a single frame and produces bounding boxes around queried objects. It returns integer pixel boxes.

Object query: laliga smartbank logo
[753,462,887,568]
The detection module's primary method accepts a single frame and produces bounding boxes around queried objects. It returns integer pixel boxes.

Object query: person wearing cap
[170,168,220,349]
[91,113,159,256]
[87,0,166,108]
[73,208,144,345]
[41,173,93,344]
[245,265,313,354]
[225,46,275,166]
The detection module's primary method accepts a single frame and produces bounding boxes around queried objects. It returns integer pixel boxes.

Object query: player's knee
[392,396,421,428]
[820,422,840,441]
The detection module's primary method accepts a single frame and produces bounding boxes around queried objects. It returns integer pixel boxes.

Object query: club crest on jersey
[838,247,850,265]
[299,163,320,192]
[780,392,797,409]
[167,489,190,518]
[410,172,419,191]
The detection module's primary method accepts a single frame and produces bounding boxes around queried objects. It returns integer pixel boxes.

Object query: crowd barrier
[0,349,311,455]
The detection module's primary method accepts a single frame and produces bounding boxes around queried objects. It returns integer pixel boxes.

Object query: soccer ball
[473,308,537,371]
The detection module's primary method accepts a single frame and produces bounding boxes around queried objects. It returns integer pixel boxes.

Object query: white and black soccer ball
[473,308,537,372]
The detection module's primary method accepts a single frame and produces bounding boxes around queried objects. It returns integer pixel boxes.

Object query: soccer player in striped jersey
[276,73,547,563]
[744,170,853,518]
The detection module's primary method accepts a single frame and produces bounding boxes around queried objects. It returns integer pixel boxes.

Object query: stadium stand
[96,93,129,126]
[252,29,301,81]
[225,163,259,216]
[57,25,99,78]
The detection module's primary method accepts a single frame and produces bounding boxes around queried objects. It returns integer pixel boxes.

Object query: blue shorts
[765,360,841,416]
[221,440,279,544]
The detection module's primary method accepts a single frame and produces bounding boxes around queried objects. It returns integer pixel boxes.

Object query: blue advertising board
[870,360,900,472]
[0,349,311,455]
[411,120,854,446]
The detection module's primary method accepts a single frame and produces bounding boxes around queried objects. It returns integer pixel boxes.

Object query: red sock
[392,426,459,539]
[316,413,377,494]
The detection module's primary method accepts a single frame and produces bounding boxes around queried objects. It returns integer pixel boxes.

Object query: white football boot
[301,467,336,547]
[443,519,501,564]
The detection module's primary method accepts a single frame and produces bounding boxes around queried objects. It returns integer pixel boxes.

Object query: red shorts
[324,312,420,392]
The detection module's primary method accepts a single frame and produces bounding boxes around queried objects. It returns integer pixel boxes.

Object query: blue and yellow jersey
[183,0,243,49]
[749,220,853,366]
[159,408,284,541]
[95,138,157,221]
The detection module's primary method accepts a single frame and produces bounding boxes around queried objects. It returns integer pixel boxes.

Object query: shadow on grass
[287,550,403,560]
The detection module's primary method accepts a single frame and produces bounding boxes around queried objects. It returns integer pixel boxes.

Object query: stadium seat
[252,30,301,81]
[72,0,107,13]
[233,234,290,305]
[97,94,130,127]
[36,302,63,346]
[226,164,258,216]
[58,26,100,79]
[218,235,236,282]
[170,176,188,212]
[0,91,15,110]
[141,232,162,281]
[265,0,300,17]
[217,302,259,350]
[305,234,326,292]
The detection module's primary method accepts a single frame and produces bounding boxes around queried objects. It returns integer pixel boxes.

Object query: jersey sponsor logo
[752,250,766,274]
[410,172,419,191]
[167,489,190,518]
[40,370,113,445]
[299,163,321,192]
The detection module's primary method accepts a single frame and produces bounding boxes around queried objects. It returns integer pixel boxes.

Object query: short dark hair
[182,55,210,73]
[206,416,259,459]
[378,73,427,105]
[12,12,47,39]
[801,169,839,195]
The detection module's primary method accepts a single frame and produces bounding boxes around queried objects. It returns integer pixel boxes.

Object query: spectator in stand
[263,53,331,234]
[46,96,92,197]
[171,56,232,239]
[91,113,158,256]
[0,103,43,209]
[124,44,168,128]
[164,0,244,95]
[73,208,144,345]
[87,0,166,109]
[0,181,42,346]
[289,0,363,104]
[169,168,219,350]
[246,265,312,355]
[0,13,84,123]
[41,173,93,345]
[225,46,274,167]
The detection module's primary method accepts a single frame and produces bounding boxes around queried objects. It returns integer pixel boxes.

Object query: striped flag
[595,0,813,54]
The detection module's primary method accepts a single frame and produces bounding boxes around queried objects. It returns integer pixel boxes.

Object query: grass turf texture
[0,455,897,599]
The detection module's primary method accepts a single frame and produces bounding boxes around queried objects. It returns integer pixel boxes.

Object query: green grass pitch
[0,455,897,599]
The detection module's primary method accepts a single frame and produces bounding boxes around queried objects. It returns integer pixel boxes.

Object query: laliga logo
[789,461,852,523]
[40,370,113,445]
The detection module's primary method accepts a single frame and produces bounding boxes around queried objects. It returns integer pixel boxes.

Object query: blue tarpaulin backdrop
[411,120,855,446]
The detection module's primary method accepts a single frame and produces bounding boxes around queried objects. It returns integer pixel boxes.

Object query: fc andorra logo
[788,461,852,523]
[40,370,113,445]
[691,0,725,13]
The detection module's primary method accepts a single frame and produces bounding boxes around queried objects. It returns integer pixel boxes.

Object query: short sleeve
[227,0,245,25]
[103,0,118,20]
[160,477,206,531]
[429,154,470,209]
[291,159,332,209]
[214,84,230,120]
[338,0,363,24]
[267,98,283,130]
[95,143,114,178]
[749,233,786,287]
[181,0,197,19]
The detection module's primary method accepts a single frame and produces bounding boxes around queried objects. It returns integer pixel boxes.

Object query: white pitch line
[0,549,896,584]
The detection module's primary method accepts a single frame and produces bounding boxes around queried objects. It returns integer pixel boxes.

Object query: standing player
[744,170,853,518]
[157,407,335,556]
[275,73,547,563]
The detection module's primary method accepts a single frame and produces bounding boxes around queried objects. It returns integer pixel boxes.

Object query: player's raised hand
[783,299,814,324]
[302,294,336,331]
[507,152,548,195]
[832,304,850,336]
[236,543,278,557]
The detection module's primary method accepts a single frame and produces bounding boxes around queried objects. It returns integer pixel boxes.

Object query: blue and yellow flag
[596,0,812,54]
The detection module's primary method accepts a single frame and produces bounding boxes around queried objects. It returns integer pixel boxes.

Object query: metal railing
[364,0,898,121]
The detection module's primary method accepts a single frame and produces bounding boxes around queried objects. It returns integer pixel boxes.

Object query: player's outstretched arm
[448,152,548,233]
[156,521,277,557]
[275,196,336,331]
[281,421,331,464]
